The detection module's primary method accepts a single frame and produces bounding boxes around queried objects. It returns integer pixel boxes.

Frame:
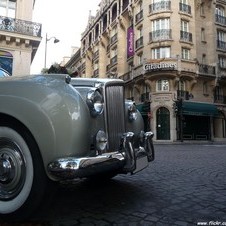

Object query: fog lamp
[128,102,138,121]
[96,130,108,153]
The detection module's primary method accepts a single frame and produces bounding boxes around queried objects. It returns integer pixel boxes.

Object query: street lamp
[44,33,60,68]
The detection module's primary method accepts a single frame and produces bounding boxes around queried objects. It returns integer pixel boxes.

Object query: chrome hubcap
[0,138,26,201]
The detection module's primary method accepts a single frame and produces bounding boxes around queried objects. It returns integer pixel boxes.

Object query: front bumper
[47,131,154,180]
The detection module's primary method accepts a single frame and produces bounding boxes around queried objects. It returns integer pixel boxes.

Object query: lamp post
[44,33,60,68]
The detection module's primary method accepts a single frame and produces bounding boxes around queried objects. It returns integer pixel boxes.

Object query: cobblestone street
[3,144,226,226]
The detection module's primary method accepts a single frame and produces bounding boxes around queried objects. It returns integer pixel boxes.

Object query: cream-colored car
[0,74,154,220]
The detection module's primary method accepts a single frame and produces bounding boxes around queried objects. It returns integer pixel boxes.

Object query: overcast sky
[31,0,100,74]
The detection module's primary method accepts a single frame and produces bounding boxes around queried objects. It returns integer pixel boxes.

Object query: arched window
[156,79,169,91]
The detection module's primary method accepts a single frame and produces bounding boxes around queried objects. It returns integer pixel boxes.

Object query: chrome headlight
[86,88,104,117]
[128,102,138,121]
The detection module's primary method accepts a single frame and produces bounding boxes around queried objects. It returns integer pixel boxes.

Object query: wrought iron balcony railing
[149,29,172,42]
[110,56,117,65]
[135,36,143,49]
[198,64,216,76]
[92,69,99,78]
[180,31,192,42]
[215,14,226,25]
[214,95,226,104]
[0,16,41,37]
[179,3,191,14]
[217,40,226,50]
[135,10,143,23]
[110,33,118,45]
[149,1,171,13]
[177,90,189,100]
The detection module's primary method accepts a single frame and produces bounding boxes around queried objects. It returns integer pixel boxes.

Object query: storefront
[176,101,219,141]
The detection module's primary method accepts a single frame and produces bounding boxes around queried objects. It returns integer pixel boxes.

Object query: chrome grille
[105,84,125,151]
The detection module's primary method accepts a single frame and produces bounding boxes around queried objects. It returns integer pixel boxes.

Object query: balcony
[177,90,189,100]
[216,14,226,26]
[92,69,99,78]
[198,64,216,76]
[214,95,226,104]
[110,34,118,45]
[180,31,192,42]
[135,10,143,24]
[217,40,226,50]
[0,16,41,37]
[92,50,99,62]
[135,36,143,49]
[179,3,191,15]
[149,29,172,42]
[110,56,117,65]
[149,1,171,13]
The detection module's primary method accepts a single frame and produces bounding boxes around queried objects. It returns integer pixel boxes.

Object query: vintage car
[0,74,154,220]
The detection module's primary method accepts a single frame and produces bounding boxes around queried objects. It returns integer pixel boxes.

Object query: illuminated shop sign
[144,61,177,72]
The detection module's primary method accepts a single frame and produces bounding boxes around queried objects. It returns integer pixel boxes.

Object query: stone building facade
[65,0,226,142]
[0,0,41,76]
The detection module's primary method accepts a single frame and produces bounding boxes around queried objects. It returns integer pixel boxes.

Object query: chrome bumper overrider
[47,131,154,180]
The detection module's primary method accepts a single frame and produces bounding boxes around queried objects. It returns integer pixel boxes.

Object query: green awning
[136,103,150,116]
[182,102,218,116]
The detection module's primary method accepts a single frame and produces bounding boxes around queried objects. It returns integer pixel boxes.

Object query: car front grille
[105,83,125,151]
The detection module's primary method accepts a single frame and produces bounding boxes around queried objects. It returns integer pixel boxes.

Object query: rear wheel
[0,125,49,221]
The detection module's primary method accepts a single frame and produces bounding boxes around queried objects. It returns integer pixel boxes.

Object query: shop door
[156,107,170,140]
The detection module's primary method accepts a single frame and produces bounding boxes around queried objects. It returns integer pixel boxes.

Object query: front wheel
[0,125,49,221]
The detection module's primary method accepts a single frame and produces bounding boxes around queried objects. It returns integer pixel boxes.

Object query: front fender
[0,92,91,178]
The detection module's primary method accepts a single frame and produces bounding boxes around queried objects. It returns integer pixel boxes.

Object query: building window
[137,53,143,65]
[0,50,13,75]
[178,80,185,91]
[151,18,171,41]
[152,47,170,59]
[200,3,205,16]
[202,54,206,64]
[111,3,117,22]
[203,82,208,95]
[219,55,226,68]
[0,0,16,18]
[156,79,169,91]
[217,30,226,50]
[216,5,225,17]
[179,0,191,14]
[180,20,192,42]
[201,28,205,42]
[181,48,190,60]
[215,5,226,25]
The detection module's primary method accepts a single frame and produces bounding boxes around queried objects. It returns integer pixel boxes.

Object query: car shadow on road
[29,175,154,224]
